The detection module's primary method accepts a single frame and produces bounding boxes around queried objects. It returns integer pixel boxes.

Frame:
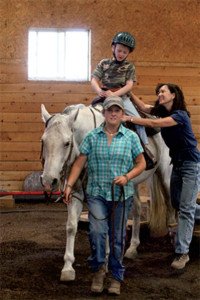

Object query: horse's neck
[72,107,104,146]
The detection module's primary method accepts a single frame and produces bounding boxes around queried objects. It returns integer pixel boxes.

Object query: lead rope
[111,182,126,261]
[66,180,125,261]
[44,191,52,205]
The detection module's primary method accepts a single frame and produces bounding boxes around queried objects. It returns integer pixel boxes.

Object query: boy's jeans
[170,161,200,254]
[123,97,148,145]
[87,195,133,282]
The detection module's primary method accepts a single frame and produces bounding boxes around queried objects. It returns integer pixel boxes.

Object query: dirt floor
[0,201,200,300]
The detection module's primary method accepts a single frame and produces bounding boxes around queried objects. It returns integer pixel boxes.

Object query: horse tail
[147,169,171,237]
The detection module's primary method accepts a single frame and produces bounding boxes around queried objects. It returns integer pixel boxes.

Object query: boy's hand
[99,89,106,97]
[104,90,114,97]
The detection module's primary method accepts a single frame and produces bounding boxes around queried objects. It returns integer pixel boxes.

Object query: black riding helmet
[112,32,135,53]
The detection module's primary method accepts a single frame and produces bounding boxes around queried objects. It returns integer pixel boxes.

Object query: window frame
[28,28,91,82]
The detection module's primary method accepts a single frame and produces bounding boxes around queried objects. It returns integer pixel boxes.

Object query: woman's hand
[62,154,88,205]
[113,175,128,186]
[63,186,72,205]
[121,115,131,122]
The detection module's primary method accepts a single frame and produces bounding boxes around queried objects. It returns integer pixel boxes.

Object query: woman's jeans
[87,195,133,282]
[123,97,148,145]
[170,161,200,254]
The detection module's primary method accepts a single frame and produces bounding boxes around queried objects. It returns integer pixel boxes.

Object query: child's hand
[99,89,106,97]
[104,90,113,97]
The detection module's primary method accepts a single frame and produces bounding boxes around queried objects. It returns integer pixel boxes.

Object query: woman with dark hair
[152,83,190,117]
[122,83,200,270]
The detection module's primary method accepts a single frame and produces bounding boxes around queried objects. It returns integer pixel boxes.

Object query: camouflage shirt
[92,58,136,98]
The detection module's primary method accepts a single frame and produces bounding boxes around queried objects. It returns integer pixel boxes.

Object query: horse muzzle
[40,175,59,192]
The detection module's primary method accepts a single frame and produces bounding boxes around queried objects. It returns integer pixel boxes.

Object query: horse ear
[68,109,80,128]
[41,104,52,123]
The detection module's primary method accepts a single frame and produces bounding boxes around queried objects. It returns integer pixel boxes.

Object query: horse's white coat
[40,104,174,281]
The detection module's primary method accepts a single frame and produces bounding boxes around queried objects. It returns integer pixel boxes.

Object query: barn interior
[0,0,199,206]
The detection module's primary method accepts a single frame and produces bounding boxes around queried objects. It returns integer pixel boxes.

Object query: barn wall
[0,0,200,192]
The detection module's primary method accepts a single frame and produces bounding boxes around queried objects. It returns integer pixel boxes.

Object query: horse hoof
[124,247,138,260]
[60,270,75,282]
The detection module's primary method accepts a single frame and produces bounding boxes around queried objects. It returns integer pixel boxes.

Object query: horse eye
[64,142,70,147]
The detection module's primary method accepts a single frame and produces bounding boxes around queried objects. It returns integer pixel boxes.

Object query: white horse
[40,103,174,282]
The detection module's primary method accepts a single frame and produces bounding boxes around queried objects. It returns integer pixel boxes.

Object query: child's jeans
[123,97,148,145]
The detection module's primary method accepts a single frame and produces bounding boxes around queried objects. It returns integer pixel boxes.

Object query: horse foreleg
[124,187,141,260]
[60,194,83,282]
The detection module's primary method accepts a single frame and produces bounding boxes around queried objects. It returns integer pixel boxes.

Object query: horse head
[40,104,79,192]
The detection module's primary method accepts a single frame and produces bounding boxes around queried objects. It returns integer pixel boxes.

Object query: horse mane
[62,104,86,115]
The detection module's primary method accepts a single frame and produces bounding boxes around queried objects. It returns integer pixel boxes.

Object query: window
[28,28,91,81]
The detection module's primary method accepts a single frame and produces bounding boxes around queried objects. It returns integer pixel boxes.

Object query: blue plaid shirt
[79,124,143,201]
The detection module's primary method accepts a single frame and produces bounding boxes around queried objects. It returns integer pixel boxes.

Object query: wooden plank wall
[0,0,200,192]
